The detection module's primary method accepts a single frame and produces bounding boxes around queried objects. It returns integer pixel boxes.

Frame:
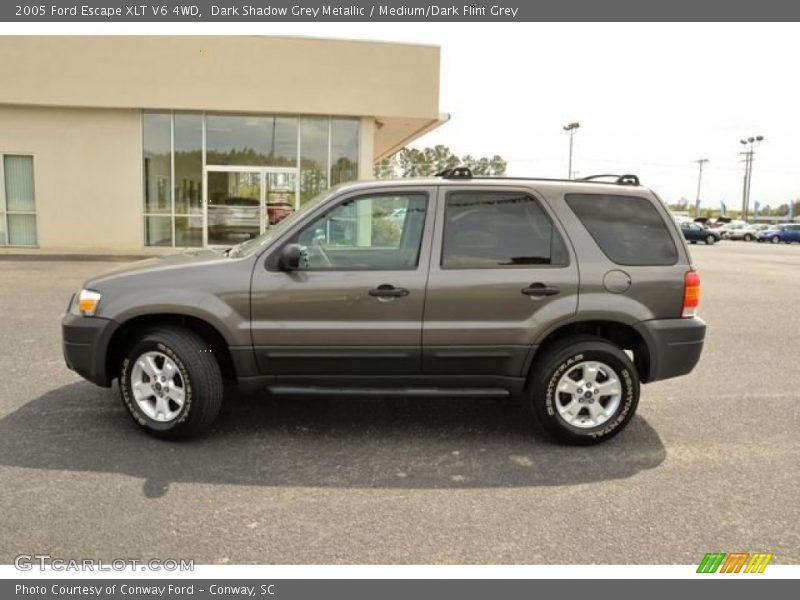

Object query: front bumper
[634,316,706,383]
[62,313,118,387]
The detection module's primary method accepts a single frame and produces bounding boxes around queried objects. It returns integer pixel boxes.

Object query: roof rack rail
[581,174,641,186]
[436,166,473,179]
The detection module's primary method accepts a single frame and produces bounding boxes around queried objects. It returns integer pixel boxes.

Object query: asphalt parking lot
[0,241,798,565]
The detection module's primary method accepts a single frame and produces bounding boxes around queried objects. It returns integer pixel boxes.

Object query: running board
[266,385,510,398]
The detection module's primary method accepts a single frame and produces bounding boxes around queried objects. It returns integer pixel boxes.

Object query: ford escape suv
[62,169,706,444]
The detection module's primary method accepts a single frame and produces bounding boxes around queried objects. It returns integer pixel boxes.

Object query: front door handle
[521,282,560,297]
[369,284,410,298]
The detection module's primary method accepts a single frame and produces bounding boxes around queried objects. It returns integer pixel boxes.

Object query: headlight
[74,289,102,316]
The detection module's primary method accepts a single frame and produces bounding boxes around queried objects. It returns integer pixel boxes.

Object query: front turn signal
[77,289,102,316]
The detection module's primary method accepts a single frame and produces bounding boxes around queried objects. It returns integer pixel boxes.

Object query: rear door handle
[369,284,410,298]
[521,282,560,297]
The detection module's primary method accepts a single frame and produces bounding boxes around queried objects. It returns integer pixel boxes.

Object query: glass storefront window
[145,216,172,247]
[330,118,359,186]
[299,117,329,206]
[175,216,203,247]
[142,113,172,217]
[206,115,298,167]
[1,154,38,247]
[174,113,203,217]
[142,112,360,247]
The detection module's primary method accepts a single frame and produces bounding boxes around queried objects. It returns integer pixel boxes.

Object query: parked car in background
[728,223,769,241]
[757,223,800,244]
[718,222,747,239]
[680,221,721,244]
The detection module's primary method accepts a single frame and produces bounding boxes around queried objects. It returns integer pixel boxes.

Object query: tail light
[682,271,700,317]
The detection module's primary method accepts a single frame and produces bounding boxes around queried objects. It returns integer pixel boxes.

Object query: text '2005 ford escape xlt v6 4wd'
[62,169,706,444]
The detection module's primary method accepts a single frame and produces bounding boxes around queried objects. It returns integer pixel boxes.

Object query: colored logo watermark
[697,552,773,573]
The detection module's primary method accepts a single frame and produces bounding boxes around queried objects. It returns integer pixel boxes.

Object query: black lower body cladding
[634,317,706,383]
[62,313,118,387]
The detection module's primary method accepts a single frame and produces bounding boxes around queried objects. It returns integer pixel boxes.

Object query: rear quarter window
[566,193,678,266]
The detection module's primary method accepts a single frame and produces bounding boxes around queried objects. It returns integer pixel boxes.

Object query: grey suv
[62,169,706,444]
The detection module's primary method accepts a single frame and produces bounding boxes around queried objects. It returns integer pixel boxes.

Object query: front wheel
[119,327,223,439]
[529,336,640,445]
[744,234,753,241]
[706,235,716,245]
[771,236,781,244]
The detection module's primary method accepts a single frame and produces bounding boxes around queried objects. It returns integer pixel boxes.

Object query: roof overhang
[373,113,450,161]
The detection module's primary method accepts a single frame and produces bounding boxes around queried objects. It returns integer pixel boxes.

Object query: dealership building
[0,36,444,253]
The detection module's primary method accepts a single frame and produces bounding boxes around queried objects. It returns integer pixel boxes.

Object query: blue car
[757,224,800,244]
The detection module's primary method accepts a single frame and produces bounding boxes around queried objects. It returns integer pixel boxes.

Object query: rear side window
[566,194,678,266]
[442,191,569,268]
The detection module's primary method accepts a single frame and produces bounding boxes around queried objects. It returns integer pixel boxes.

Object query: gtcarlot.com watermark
[15,554,194,572]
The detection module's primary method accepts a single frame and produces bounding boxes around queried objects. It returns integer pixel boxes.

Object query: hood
[85,249,228,288]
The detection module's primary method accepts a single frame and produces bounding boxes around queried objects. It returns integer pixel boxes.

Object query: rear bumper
[62,313,118,387]
[635,317,706,383]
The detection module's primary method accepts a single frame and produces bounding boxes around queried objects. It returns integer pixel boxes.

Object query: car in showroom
[266,202,295,225]
[757,223,800,243]
[680,221,721,244]
[62,170,706,445]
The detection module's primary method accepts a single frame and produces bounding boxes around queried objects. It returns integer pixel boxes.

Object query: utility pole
[694,159,709,218]
[563,122,580,179]
[739,136,764,221]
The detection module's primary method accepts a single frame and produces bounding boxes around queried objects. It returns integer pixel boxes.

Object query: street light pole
[694,159,709,218]
[739,135,764,221]
[563,122,580,179]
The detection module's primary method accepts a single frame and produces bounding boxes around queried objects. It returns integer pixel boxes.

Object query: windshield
[227,188,335,258]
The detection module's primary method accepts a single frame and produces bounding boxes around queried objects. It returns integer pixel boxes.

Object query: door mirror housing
[279,243,309,271]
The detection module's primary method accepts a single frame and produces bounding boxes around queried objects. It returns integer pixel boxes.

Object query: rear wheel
[744,233,753,241]
[706,234,716,245]
[119,327,223,439]
[529,336,640,445]
[771,235,781,244]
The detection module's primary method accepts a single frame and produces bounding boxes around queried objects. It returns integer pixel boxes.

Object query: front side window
[441,191,568,269]
[294,193,428,270]
[1,154,37,246]
[566,193,678,266]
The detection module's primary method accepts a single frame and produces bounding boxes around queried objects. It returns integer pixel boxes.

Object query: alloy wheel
[130,351,186,422]
[554,360,623,428]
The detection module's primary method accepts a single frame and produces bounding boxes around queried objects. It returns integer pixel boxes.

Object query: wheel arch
[531,319,651,383]
[106,314,237,384]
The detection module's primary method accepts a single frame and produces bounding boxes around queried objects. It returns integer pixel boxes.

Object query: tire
[744,234,753,241]
[706,235,716,245]
[119,327,223,439]
[528,335,640,445]
[690,240,697,244]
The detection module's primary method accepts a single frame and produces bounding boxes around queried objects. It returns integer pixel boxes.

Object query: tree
[374,145,507,178]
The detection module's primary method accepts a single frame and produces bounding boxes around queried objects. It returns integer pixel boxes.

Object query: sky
[295,22,800,210]
[8,22,799,210]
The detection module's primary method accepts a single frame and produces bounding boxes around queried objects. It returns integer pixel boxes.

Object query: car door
[422,186,579,377]
[790,224,800,242]
[250,186,436,376]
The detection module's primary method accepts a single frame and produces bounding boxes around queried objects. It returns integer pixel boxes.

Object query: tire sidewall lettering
[120,341,193,430]
[544,351,635,439]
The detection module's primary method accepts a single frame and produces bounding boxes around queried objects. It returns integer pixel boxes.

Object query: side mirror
[279,243,309,271]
